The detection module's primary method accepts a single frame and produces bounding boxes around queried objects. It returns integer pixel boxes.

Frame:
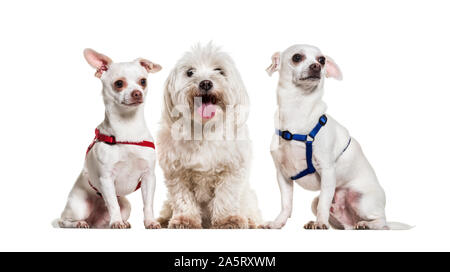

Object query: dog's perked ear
[325,56,343,80]
[266,52,281,76]
[83,49,113,78]
[136,58,162,73]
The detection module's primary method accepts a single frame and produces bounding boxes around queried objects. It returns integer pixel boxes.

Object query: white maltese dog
[157,44,262,229]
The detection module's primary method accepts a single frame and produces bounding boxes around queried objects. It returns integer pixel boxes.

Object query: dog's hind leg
[157,200,173,228]
[58,173,94,228]
[351,187,388,230]
[346,150,389,230]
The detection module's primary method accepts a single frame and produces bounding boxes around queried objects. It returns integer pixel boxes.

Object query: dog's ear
[162,69,177,124]
[325,56,343,80]
[266,52,281,76]
[83,49,113,78]
[136,58,162,73]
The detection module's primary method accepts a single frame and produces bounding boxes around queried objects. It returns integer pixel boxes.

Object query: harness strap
[276,115,328,142]
[86,129,155,155]
[86,128,155,197]
[277,115,328,180]
[88,179,142,198]
[291,141,316,180]
[309,115,328,139]
[341,138,352,155]
[277,115,352,181]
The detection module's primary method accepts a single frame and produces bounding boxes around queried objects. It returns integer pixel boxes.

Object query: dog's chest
[188,169,223,203]
[182,164,237,203]
[160,137,247,202]
[113,148,152,195]
[272,140,321,191]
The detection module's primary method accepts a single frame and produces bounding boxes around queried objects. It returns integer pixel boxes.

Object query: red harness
[86,128,155,197]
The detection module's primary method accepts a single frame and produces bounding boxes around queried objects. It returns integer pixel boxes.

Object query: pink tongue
[197,103,216,119]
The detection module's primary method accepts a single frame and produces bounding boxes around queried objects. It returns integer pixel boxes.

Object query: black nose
[309,63,321,73]
[199,80,213,92]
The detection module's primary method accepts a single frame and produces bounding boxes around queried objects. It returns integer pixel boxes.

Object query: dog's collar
[86,128,155,155]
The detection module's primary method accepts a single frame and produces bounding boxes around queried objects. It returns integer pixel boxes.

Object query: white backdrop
[0,0,448,251]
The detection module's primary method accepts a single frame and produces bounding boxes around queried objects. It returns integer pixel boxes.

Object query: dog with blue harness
[263,44,410,230]
[277,114,351,181]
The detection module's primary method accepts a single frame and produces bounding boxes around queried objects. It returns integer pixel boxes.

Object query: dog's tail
[387,221,414,230]
[51,218,60,228]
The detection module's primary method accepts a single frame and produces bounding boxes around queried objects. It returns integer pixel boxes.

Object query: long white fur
[264,44,410,230]
[157,44,262,229]
[57,49,162,229]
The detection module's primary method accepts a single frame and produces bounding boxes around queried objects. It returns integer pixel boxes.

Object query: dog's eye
[114,80,124,89]
[318,56,326,65]
[186,69,194,77]
[140,78,147,87]
[214,68,225,76]
[292,54,303,63]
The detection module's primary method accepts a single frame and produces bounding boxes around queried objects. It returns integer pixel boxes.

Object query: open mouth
[195,93,218,119]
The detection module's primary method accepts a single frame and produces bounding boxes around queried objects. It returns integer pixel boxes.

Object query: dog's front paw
[76,221,90,229]
[168,215,202,229]
[354,221,370,230]
[304,221,329,230]
[110,221,130,229]
[213,215,248,229]
[259,221,286,229]
[145,219,161,229]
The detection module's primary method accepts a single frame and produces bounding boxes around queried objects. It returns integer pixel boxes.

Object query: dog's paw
[110,221,129,229]
[168,215,202,229]
[213,215,248,229]
[304,221,329,230]
[76,221,90,229]
[259,221,285,229]
[145,219,161,229]
[248,218,258,229]
[354,221,370,230]
[157,217,170,228]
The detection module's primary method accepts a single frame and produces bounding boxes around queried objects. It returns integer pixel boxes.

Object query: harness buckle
[104,135,117,145]
[281,131,293,141]
[319,115,327,126]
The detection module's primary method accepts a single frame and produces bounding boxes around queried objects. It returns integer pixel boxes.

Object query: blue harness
[277,114,350,180]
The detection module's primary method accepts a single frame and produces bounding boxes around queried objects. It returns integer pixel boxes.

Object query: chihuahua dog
[57,49,162,229]
[264,44,410,230]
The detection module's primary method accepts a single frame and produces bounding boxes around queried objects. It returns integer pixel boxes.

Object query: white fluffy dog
[264,44,410,230]
[157,44,262,229]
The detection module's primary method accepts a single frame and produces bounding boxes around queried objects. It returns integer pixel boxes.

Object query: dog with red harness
[57,49,162,229]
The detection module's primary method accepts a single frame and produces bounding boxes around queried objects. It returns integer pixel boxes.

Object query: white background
[0,0,449,252]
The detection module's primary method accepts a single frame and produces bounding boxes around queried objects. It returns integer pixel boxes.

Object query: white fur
[157,44,262,229]
[264,44,410,230]
[57,49,161,229]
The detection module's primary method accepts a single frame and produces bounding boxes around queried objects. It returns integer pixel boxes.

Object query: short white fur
[57,49,162,229]
[264,44,410,230]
